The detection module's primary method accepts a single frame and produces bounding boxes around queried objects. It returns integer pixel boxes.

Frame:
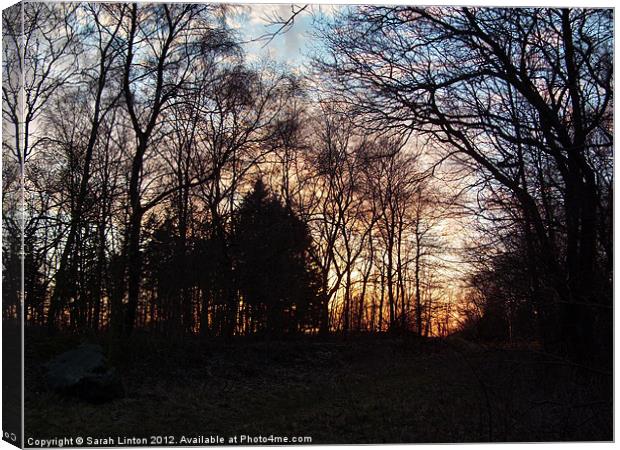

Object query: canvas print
[2,2,613,447]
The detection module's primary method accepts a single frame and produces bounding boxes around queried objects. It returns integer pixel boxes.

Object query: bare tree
[47,4,126,331]
[316,7,613,358]
[119,3,235,334]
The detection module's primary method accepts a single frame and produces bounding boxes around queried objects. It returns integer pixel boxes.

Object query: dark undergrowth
[24,329,612,444]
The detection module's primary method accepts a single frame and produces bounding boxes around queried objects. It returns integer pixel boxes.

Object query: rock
[46,344,106,389]
[45,344,125,403]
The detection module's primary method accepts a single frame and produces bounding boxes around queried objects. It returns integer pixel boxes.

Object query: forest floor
[25,332,612,444]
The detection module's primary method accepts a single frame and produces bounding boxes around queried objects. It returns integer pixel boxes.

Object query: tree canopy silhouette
[233,180,323,336]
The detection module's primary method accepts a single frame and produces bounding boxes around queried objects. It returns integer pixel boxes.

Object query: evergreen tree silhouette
[233,179,322,337]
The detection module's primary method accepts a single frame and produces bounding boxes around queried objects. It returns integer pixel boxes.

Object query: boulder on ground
[45,344,125,403]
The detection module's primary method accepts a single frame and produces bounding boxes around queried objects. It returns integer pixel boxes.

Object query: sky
[226,4,340,70]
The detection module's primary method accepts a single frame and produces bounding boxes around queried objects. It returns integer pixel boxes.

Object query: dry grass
[25,332,612,444]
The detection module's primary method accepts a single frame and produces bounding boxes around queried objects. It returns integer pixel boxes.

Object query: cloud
[225,4,343,69]
[248,4,297,25]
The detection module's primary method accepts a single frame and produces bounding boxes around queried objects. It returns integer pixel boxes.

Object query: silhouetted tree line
[315,6,612,361]
[3,3,454,340]
[2,4,612,362]
[137,179,324,337]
